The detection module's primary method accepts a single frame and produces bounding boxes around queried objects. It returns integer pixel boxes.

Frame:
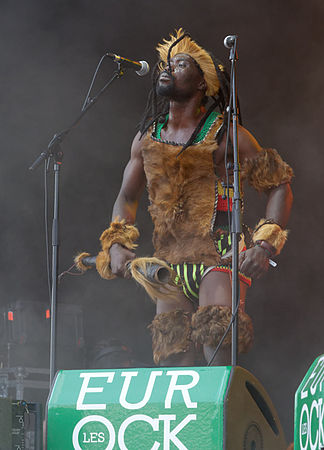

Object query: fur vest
[141,115,224,265]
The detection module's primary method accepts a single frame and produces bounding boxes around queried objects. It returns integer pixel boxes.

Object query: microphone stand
[226,37,241,366]
[29,62,125,387]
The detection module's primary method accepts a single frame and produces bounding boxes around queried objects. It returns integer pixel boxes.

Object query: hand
[239,246,269,279]
[109,243,136,278]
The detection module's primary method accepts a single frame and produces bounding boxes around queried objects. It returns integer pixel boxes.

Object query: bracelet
[252,218,288,255]
[254,240,276,258]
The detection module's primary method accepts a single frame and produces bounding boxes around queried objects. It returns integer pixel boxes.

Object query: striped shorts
[170,262,252,305]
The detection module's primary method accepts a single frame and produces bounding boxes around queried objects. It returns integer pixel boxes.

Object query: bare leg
[199,271,247,366]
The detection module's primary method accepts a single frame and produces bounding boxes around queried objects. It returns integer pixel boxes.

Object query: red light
[8,311,13,321]
[46,309,50,319]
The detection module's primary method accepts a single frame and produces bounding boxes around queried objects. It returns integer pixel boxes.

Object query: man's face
[156,53,205,100]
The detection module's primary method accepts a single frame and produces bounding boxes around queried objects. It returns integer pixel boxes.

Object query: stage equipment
[0,367,49,407]
[0,300,85,409]
[107,53,149,76]
[29,52,148,386]
[223,35,236,49]
[213,34,241,367]
[0,300,85,370]
[47,366,287,449]
[0,398,42,450]
[294,354,324,450]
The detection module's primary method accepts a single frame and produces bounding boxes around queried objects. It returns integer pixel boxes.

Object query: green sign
[294,354,324,450]
[47,367,231,449]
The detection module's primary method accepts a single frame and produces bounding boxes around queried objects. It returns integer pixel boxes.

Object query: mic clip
[221,181,233,199]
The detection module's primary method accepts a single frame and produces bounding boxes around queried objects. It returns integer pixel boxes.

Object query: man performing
[94,29,293,367]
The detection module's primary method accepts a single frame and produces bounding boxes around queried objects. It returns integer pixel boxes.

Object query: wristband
[254,240,275,258]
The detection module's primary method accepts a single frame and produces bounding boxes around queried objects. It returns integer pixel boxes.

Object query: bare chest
[160,125,196,144]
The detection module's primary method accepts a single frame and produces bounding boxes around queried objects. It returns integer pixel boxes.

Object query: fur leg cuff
[252,218,288,255]
[191,305,253,353]
[149,310,192,365]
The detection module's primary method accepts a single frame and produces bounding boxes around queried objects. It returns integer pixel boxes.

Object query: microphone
[107,53,150,76]
[223,35,237,49]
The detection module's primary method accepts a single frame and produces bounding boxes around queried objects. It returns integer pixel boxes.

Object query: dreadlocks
[139,29,242,154]
[138,61,170,137]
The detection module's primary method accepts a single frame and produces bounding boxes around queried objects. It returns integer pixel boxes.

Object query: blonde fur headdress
[156,28,219,97]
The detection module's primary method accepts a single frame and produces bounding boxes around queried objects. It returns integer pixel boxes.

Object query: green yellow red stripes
[170,262,252,304]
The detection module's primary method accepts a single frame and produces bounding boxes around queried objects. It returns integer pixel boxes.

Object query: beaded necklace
[151,111,220,146]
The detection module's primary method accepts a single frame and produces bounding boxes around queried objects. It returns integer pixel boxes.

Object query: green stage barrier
[294,354,324,450]
[47,366,286,449]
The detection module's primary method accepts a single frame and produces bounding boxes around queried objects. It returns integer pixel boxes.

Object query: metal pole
[229,39,242,367]
[49,157,62,386]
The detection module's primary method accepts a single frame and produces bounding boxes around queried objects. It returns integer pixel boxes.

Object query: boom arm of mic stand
[29,65,124,172]
[28,64,125,387]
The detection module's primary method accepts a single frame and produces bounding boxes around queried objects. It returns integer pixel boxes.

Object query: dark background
[0,0,323,441]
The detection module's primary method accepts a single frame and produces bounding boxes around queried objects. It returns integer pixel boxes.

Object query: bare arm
[110,132,146,277]
[265,183,293,229]
[112,131,146,223]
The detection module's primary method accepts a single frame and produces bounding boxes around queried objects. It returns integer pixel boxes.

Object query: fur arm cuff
[95,218,140,280]
[74,220,139,280]
[100,218,139,252]
[242,148,293,192]
[252,219,288,255]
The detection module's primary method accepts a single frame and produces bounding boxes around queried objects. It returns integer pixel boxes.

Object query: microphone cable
[44,158,52,303]
[81,53,109,112]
